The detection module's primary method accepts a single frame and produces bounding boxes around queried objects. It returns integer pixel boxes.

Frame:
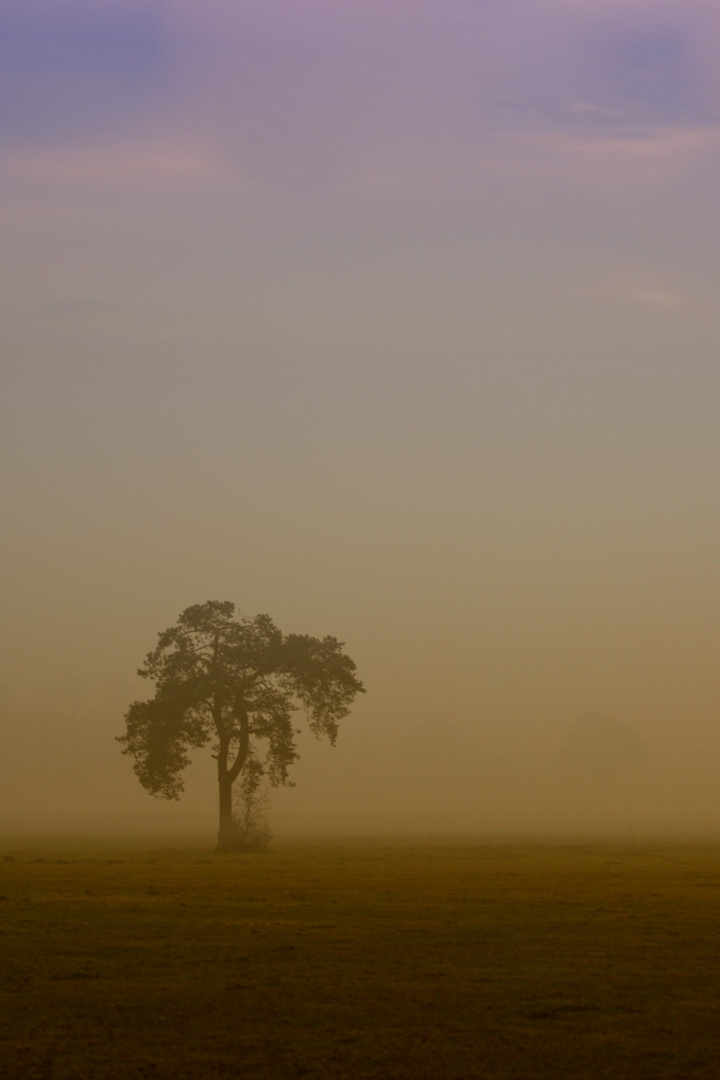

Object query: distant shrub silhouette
[558,712,649,790]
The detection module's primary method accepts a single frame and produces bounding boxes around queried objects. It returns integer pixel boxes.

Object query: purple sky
[2,0,720,835]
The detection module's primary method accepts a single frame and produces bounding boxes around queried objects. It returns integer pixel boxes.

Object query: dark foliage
[118,601,364,846]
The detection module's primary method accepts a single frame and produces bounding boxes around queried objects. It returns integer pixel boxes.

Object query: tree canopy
[118,601,364,848]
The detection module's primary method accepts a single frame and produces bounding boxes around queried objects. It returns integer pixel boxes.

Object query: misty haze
[2,0,720,1077]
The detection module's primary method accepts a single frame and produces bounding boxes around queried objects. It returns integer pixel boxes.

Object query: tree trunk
[217,771,234,851]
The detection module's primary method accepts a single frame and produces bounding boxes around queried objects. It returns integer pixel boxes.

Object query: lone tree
[118,601,364,849]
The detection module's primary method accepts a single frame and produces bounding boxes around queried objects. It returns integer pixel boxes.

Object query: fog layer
[2,0,720,837]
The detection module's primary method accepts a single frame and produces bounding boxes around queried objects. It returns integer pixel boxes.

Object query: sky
[2,0,720,838]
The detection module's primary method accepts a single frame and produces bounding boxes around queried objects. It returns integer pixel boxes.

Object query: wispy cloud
[2,0,719,195]
[504,123,720,185]
[595,265,694,310]
[0,138,231,192]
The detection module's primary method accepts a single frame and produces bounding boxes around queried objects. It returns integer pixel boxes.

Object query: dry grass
[1,838,720,1078]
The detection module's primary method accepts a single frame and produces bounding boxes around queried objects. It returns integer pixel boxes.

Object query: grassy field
[1,838,720,1079]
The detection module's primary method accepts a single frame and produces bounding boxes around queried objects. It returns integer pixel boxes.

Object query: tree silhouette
[118,601,364,849]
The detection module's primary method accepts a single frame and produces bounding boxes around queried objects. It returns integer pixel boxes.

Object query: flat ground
[1,839,720,1079]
